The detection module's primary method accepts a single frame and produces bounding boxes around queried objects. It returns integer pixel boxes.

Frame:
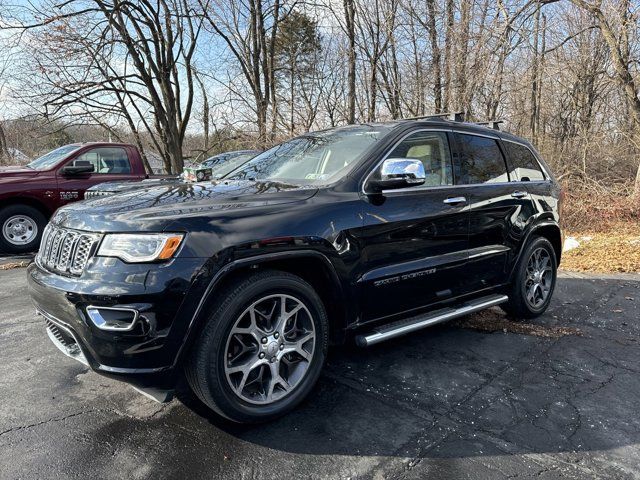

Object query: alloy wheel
[223,294,316,405]
[524,247,553,308]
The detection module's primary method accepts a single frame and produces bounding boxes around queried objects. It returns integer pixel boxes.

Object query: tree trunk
[344,0,357,124]
[530,2,541,143]
[456,0,471,114]
[426,0,443,113]
[443,0,454,111]
[290,56,296,135]
[0,121,7,162]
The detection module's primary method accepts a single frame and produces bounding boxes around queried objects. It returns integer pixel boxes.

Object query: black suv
[27,119,562,423]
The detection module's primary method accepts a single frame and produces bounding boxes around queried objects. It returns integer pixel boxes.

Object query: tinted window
[504,141,545,181]
[71,147,131,174]
[387,131,453,186]
[455,134,508,184]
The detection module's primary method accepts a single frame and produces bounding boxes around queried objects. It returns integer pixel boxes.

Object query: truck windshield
[224,125,392,185]
[26,145,81,170]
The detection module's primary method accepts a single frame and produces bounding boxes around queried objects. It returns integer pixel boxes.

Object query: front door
[356,130,470,322]
[56,146,140,208]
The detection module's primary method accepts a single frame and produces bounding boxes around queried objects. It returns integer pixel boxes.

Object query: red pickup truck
[0,142,168,253]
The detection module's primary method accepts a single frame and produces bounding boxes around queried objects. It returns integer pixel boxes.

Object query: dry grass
[561,224,640,273]
[561,179,639,232]
[559,181,640,273]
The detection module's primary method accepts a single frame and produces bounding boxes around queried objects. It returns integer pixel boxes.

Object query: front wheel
[0,205,46,254]
[185,270,328,423]
[502,236,557,319]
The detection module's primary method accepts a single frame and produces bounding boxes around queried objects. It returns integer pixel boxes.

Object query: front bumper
[27,256,208,391]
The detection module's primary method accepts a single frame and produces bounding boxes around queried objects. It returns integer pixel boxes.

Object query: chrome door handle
[443,196,467,205]
[511,191,527,199]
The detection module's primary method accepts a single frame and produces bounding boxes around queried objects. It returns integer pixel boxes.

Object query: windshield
[225,125,392,185]
[27,145,81,170]
[211,153,257,179]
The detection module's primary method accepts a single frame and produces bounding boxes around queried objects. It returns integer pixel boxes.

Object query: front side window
[70,147,131,174]
[455,134,508,184]
[503,141,545,181]
[225,125,392,185]
[386,131,453,187]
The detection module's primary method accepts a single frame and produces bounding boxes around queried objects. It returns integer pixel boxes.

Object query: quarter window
[455,134,508,184]
[504,141,545,181]
[70,147,131,174]
[386,131,453,186]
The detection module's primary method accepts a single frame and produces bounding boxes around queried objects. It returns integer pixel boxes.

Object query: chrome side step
[356,294,509,347]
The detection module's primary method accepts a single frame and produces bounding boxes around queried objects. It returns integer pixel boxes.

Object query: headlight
[97,233,184,263]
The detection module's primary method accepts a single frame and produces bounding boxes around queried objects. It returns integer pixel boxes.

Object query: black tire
[185,270,329,423]
[0,205,47,254]
[502,236,557,319]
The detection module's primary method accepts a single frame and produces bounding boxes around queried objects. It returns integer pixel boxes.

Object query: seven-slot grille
[37,224,100,276]
[84,190,112,199]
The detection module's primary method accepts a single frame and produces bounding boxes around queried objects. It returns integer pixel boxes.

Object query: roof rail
[404,112,465,122]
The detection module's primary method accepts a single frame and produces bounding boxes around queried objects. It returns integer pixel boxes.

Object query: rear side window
[504,141,545,181]
[454,134,508,184]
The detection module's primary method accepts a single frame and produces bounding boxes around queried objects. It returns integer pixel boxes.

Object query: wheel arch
[531,222,563,266]
[510,221,562,281]
[0,196,53,220]
[174,250,350,370]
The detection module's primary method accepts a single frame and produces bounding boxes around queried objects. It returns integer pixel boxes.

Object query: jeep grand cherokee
[27,118,562,423]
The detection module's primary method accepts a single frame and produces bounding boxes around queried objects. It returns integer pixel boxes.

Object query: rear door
[453,132,537,291]
[56,146,143,207]
[356,130,470,322]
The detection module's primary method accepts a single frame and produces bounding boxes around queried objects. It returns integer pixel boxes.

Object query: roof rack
[473,120,503,131]
[404,112,465,122]
[403,112,503,131]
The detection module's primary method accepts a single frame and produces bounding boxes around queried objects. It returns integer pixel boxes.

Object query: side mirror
[367,158,426,193]
[61,164,94,175]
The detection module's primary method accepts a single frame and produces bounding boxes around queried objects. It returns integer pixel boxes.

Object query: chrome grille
[36,224,100,276]
[85,191,112,199]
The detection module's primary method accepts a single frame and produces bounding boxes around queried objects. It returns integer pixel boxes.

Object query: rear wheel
[185,270,328,423]
[0,205,46,254]
[502,236,557,319]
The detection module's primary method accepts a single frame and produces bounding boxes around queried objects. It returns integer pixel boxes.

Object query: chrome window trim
[378,180,550,195]
[362,128,551,195]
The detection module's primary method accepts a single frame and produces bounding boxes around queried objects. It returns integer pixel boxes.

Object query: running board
[356,294,509,347]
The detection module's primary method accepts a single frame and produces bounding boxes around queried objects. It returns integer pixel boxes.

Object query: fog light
[86,306,139,331]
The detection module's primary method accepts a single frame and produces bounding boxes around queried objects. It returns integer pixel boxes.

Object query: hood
[0,166,39,177]
[87,177,181,193]
[53,180,318,231]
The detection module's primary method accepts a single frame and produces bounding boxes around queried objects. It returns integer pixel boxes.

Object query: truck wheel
[0,205,47,254]
[502,236,557,319]
[185,270,328,423]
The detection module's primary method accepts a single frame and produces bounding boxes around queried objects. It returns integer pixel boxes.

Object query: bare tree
[5,0,204,173]
[199,0,287,145]
[568,0,640,194]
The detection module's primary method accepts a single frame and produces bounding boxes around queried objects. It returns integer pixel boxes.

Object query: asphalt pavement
[1,265,639,479]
